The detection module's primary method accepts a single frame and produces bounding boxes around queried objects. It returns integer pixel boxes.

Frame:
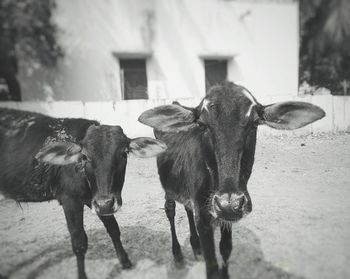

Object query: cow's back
[0,108,96,201]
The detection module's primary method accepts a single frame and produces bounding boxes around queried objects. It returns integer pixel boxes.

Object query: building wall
[1,95,349,138]
[18,0,299,102]
[5,1,349,136]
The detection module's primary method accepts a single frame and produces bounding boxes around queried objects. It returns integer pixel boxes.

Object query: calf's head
[139,81,325,222]
[36,125,166,216]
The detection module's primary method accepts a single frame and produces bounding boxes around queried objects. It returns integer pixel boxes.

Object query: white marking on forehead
[242,89,257,117]
[201,99,210,112]
[246,103,254,117]
[242,89,257,105]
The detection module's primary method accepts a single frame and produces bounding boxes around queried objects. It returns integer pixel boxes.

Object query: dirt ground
[0,133,350,279]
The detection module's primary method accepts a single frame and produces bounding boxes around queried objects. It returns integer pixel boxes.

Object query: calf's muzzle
[92,196,116,216]
[212,192,248,221]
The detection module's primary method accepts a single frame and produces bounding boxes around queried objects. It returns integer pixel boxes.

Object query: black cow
[0,108,166,279]
[138,82,325,279]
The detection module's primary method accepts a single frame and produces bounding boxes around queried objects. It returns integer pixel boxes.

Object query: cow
[138,81,325,279]
[0,108,166,279]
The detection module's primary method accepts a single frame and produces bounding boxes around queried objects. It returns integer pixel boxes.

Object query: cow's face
[138,81,325,222]
[197,83,260,221]
[36,125,166,216]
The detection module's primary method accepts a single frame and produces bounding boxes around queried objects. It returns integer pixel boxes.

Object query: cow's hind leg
[185,206,201,257]
[62,197,88,279]
[165,197,184,266]
[219,225,232,279]
[98,215,132,269]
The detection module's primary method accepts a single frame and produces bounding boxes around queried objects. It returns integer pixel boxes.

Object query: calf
[0,108,166,279]
[139,81,325,279]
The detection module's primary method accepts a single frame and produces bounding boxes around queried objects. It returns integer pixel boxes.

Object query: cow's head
[36,125,166,216]
[138,82,325,222]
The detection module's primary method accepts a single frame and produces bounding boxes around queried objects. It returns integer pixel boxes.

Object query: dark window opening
[0,51,21,101]
[119,59,148,100]
[204,59,227,94]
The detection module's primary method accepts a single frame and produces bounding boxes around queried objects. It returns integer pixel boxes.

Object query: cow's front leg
[219,225,232,279]
[196,207,220,279]
[185,206,201,257]
[98,215,132,269]
[62,196,88,279]
[165,197,184,265]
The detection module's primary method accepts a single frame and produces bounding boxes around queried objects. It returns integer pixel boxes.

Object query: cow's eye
[81,154,91,164]
[121,150,129,159]
[78,155,88,169]
[252,114,260,127]
[198,121,207,131]
[81,154,87,161]
[253,118,259,126]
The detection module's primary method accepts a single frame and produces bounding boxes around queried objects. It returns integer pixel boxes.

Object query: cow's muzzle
[211,192,248,221]
[92,196,117,216]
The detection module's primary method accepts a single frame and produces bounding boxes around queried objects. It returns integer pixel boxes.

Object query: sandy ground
[0,133,350,279]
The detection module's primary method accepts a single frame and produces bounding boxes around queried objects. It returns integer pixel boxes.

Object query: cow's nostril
[213,194,232,213]
[213,195,224,212]
[213,193,247,213]
[105,197,114,208]
[231,195,245,210]
[94,197,115,211]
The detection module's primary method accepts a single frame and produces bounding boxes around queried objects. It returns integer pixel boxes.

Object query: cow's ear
[129,137,167,158]
[260,101,325,130]
[35,142,82,165]
[138,104,197,132]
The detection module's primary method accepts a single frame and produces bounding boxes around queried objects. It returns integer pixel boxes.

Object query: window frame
[112,52,152,101]
[203,58,228,94]
[119,58,148,100]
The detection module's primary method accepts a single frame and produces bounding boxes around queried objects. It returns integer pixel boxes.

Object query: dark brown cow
[0,108,166,279]
[139,81,325,279]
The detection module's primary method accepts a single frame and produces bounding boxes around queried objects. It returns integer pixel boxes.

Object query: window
[119,59,148,100]
[0,78,10,100]
[204,59,227,94]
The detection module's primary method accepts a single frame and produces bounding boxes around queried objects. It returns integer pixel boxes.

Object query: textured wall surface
[1,95,349,138]
[17,0,299,101]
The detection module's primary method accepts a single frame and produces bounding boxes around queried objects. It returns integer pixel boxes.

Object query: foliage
[0,0,63,67]
[300,0,350,95]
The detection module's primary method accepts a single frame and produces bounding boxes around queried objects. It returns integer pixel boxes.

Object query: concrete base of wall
[1,95,349,138]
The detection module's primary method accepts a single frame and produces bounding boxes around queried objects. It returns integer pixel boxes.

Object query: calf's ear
[35,142,82,165]
[260,101,325,130]
[138,104,197,132]
[129,137,167,158]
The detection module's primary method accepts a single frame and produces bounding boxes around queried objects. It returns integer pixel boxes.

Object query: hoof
[220,265,229,279]
[174,258,185,269]
[193,247,202,257]
[173,249,184,266]
[208,271,221,279]
[194,254,204,261]
[121,259,133,269]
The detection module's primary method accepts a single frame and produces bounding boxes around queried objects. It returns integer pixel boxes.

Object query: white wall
[18,0,299,102]
[1,95,349,138]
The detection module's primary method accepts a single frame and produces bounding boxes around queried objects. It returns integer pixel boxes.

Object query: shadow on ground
[3,225,303,279]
